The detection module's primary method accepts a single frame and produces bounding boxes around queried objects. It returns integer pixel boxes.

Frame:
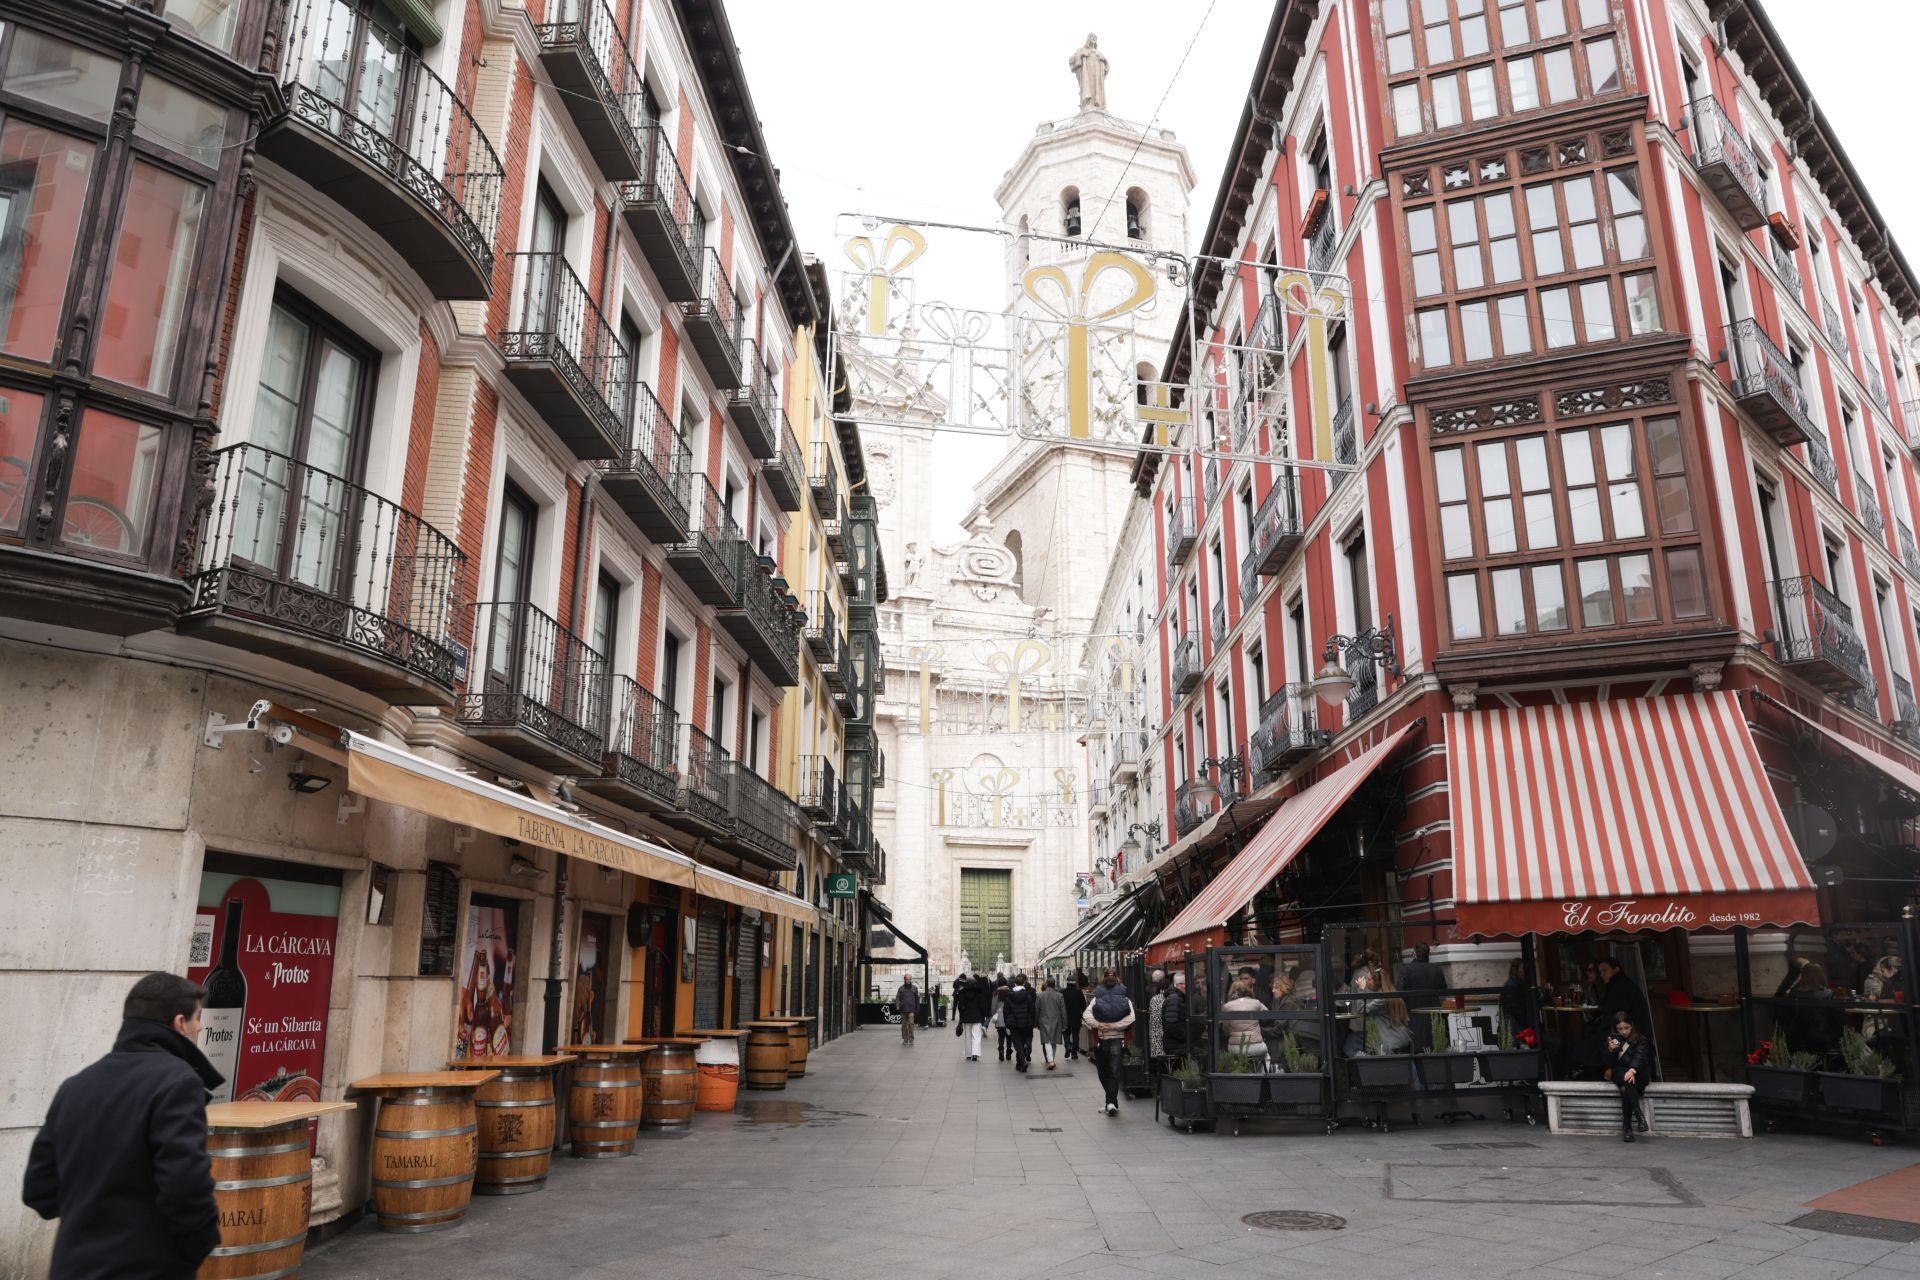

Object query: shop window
[61,408,161,555]
[0,122,97,365]
[96,162,208,395]
[0,387,47,535]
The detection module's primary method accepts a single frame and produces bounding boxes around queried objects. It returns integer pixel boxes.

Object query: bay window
[1384,0,1629,136]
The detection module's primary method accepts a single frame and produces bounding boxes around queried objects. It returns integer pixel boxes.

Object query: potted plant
[1208,1050,1265,1106]
[1815,1029,1903,1115]
[1478,1018,1544,1082]
[1349,1016,1414,1087]
[1267,1028,1326,1105]
[1159,1057,1208,1124]
[1744,1026,1818,1104]
[1413,1012,1477,1086]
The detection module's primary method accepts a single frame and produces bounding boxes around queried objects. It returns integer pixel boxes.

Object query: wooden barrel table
[350,1073,495,1234]
[764,1017,814,1078]
[639,1040,699,1135]
[742,1023,791,1091]
[448,1055,572,1195]
[626,1032,750,1113]
[556,1045,648,1158]
[199,1101,354,1280]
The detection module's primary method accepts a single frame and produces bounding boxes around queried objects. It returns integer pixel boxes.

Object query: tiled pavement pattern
[304,1030,1920,1279]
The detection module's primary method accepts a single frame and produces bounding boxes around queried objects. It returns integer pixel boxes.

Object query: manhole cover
[1242,1211,1346,1232]
[1029,1127,1063,1133]
[1789,1211,1920,1243]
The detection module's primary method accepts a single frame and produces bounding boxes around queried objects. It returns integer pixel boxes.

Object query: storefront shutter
[734,918,760,1023]
[693,911,724,1028]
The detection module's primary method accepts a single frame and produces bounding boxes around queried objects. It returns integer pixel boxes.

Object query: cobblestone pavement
[304,1030,1920,1280]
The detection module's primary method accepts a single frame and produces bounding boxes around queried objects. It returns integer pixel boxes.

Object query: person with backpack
[1002,973,1038,1072]
[1083,969,1136,1116]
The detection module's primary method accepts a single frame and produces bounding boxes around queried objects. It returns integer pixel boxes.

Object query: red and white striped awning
[1146,725,1417,966]
[1781,704,1920,794]
[1448,693,1818,938]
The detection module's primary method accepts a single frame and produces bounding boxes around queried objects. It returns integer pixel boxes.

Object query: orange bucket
[695,1063,739,1112]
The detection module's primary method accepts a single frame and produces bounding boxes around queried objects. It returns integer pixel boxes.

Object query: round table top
[622,1036,710,1046]
[555,1043,654,1056]
[207,1101,355,1130]
[350,1071,499,1092]
[755,1016,815,1025]
[445,1054,577,1069]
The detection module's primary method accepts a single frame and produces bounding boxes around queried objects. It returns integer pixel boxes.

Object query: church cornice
[994,113,1198,209]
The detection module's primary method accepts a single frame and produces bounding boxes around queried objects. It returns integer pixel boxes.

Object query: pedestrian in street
[1162,971,1190,1065]
[1084,968,1136,1116]
[1003,973,1038,1072]
[955,973,988,1060]
[1037,979,1067,1070]
[1061,972,1088,1061]
[1400,943,1450,1051]
[991,974,1012,1061]
[1602,1012,1651,1141]
[895,975,921,1045]
[23,972,223,1280]
[1221,977,1269,1066]
[1590,957,1655,1076]
[1147,970,1168,1072]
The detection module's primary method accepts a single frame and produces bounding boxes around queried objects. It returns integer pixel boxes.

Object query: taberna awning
[1447,693,1818,938]
[339,730,816,922]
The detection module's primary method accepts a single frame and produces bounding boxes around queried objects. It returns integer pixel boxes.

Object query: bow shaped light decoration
[984,638,1051,732]
[1274,271,1349,462]
[975,767,1022,828]
[1021,251,1157,440]
[844,225,927,337]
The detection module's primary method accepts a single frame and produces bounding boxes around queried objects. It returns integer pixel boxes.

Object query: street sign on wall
[827,873,857,899]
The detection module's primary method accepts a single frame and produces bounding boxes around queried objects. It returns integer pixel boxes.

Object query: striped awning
[1040,886,1142,964]
[1145,725,1417,965]
[1782,704,1920,794]
[1448,693,1818,938]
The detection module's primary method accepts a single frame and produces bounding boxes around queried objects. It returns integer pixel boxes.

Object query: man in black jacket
[24,972,224,1280]
[955,974,988,1061]
[1061,974,1088,1061]
[1002,974,1038,1072]
[1162,973,1189,1061]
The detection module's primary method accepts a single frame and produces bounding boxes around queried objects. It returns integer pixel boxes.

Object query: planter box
[1745,1064,1814,1106]
[1208,1073,1265,1106]
[1122,1057,1150,1096]
[1816,1071,1903,1115]
[1413,1052,1478,1086]
[1477,1049,1544,1083]
[1264,1073,1328,1106]
[1348,1055,1414,1088]
[1158,1074,1208,1121]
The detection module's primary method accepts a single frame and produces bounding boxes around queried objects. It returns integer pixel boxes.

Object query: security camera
[267,722,296,747]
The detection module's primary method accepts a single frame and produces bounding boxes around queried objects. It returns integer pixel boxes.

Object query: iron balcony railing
[1820,294,1848,360]
[1246,467,1304,578]
[1107,731,1140,780]
[1805,431,1839,498]
[1249,684,1329,778]
[1170,630,1201,695]
[1866,360,1889,413]
[1210,599,1227,649]
[1332,396,1357,468]
[1088,781,1108,815]
[534,0,646,180]
[669,475,740,602]
[721,540,801,685]
[617,127,699,299]
[1307,208,1338,275]
[594,380,691,534]
[187,443,467,693]
[727,340,781,458]
[1725,319,1817,446]
[1769,575,1872,692]
[1856,472,1885,539]
[1770,236,1800,296]
[1895,674,1920,745]
[503,250,630,453]
[1166,498,1198,567]
[796,754,839,825]
[1901,523,1920,581]
[682,248,744,387]
[1203,457,1222,506]
[1844,668,1881,718]
[1172,778,1220,837]
[720,760,798,868]
[1346,650,1380,719]
[1903,398,1920,447]
[805,589,840,664]
[809,438,841,510]
[762,413,804,511]
[1686,93,1766,229]
[275,0,502,292]
[679,723,732,829]
[463,600,608,763]
[599,674,677,805]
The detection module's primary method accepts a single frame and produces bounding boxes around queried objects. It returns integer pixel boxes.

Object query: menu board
[418,860,460,977]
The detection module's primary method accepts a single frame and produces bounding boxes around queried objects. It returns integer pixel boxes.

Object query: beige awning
[341,731,814,922]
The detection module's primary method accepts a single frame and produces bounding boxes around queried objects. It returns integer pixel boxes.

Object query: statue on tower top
[1070,33,1108,112]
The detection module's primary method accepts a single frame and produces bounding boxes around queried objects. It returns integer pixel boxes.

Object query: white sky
[728,0,1920,540]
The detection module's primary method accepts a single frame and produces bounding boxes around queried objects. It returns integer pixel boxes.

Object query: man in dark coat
[1399,944,1451,1051]
[1061,974,1088,1060]
[1584,957,1656,1078]
[1162,973,1190,1061]
[24,972,224,1280]
[1002,974,1039,1072]
[955,975,988,1060]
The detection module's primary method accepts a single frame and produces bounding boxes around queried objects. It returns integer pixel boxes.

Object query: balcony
[1724,320,1816,446]
[1108,732,1140,783]
[727,341,780,459]
[1247,469,1304,586]
[1769,236,1800,296]
[501,252,629,460]
[266,0,501,298]
[843,495,880,607]
[664,477,740,605]
[1866,361,1890,414]
[805,590,845,687]
[1805,431,1839,498]
[1856,473,1885,540]
[681,250,745,389]
[1686,94,1767,230]
[1893,675,1920,746]
[1346,652,1380,719]
[460,601,607,771]
[809,440,841,513]
[841,792,875,877]
[1307,207,1338,275]
[1249,684,1329,779]
[618,129,700,301]
[580,675,678,812]
[1088,781,1108,817]
[535,0,644,181]
[675,724,733,835]
[716,760,798,871]
[183,444,466,704]
[717,543,801,686]
[1210,599,1227,649]
[834,628,866,718]
[797,755,840,830]
[1332,396,1357,468]
[1900,524,1920,580]
[1173,778,1222,837]
[595,382,690,541]
[1905,399,1920,453]
[1170,630,1201,695]
[1820,294,1849,360]
[1203,457,1221,506]
[1166,498,1198,568]
[762,415,804,512]
[1769,575,1871,692]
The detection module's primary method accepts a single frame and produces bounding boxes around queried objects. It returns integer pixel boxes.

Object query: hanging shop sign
[826,873,857,899]
[189,863,341,1106]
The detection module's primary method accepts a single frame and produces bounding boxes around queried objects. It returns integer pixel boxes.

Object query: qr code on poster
[189,915,215,967]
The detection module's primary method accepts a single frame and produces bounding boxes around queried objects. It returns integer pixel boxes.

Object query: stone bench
[1539,1081,1753,1137]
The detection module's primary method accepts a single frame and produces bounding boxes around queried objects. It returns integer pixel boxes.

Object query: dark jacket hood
[113,1019,226,1094]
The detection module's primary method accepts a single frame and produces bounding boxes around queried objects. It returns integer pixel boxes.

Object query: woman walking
[1037,980,1067,1070]
[955,973,988,1061]
[1062,973,1088,1061]
[1603,1013,1651,1142]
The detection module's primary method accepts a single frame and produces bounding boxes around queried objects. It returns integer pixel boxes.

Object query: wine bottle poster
[454,895,521,1059]
[188,869,341,1106]
[570,912,612,1046]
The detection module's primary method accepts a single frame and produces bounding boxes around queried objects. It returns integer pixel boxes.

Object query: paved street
[305,1030,1920,1280]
